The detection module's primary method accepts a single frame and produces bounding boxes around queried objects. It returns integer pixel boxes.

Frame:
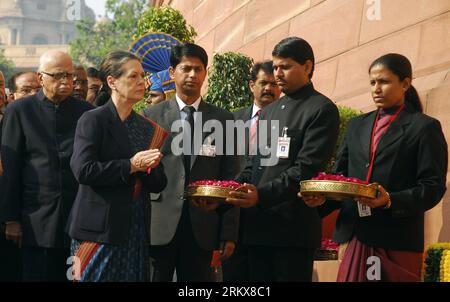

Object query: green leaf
[70,0,146,66]
[136,7,197,43]
[325,106,363,173]
[205,52,253,112]
[0,48,15,83]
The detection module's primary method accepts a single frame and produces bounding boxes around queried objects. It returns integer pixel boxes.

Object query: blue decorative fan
[130,32,182,74]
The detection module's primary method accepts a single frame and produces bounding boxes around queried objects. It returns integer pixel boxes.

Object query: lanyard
[365,104,405,182]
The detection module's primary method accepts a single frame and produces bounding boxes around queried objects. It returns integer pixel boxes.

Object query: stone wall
[2,44,69,71]
[165,0,450,246]
[19,0,76,45]
[0,0,95,46]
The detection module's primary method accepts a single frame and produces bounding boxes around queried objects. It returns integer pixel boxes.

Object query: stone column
[9,28,17,45]
[16,29,21,45]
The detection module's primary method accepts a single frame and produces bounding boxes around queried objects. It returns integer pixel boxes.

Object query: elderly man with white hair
[0,51,93,281]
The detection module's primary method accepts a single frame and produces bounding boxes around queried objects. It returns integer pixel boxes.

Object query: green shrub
[136,6,197,42]
[0,48,15,83]
[205,52,254,111]
[326,106,363,172]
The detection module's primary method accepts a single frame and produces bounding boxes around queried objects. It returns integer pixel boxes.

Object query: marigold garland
[424,243,450,282]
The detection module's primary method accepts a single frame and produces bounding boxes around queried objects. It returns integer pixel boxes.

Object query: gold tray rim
[188,184,241,189]
[300,180,378,200]
[187,185,244,203]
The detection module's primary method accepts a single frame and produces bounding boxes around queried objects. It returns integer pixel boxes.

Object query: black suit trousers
[150,201,213,282]
[21,247,70,282]
[246,245,315,282]
[0,228,22,281]
[222,244,250,282]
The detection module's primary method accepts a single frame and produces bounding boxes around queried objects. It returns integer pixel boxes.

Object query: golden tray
[188,185,245,203]
[300,180,378,201]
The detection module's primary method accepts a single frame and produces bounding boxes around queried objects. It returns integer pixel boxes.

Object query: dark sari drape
[337,237,422,282]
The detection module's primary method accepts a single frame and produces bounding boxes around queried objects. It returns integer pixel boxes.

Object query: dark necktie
[182,106,196,183]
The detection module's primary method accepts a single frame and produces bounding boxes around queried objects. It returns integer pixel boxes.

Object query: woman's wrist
[130,158,138,174]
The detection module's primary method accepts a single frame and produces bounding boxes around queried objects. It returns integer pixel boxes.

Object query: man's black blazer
[237,84,340,248]
[66,100,167,245]
[233,105,253,171]
[320,105,448,252]
[0,90,93,247]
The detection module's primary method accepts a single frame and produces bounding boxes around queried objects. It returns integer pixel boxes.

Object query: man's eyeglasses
[40,71,74,81]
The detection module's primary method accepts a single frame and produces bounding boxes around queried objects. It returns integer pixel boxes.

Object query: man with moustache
[0,51,93,281]
[233,60,281,169]
[226,37,340,281]
[223,61,281,281]
[8,71,41,101]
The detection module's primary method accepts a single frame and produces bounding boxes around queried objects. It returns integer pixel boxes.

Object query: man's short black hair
[272,37,315,79]
[8,71,35,93]
[87,67,100,79]
[250,61,274,82]
[170,43,208,69]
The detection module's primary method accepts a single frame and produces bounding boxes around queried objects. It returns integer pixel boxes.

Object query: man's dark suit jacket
[0,90,93,248]
[320,105,448,252]
[142,98,240,251]
[67,100,167,245]
[0,113,22,281]
[237,83,340,249]
[233,105,253,171]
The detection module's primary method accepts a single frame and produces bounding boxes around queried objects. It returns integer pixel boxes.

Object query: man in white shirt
[142,43,240,282]
[233,61,281,171]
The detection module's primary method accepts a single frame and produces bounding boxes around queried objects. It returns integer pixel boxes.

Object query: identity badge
[199,136,216,157]
[357,202,372,217]
[199,144,216,157]
[276,127,291,159]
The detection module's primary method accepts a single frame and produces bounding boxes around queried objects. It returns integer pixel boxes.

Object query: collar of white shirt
[251,103,262,120]
[175,94,202,112]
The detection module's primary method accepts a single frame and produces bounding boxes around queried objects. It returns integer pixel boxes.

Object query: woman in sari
[301,53,448,282]
[67,51,167,281]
